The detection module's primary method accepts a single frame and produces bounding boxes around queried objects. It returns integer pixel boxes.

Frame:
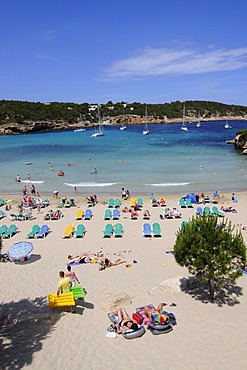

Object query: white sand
[1,191,247,369]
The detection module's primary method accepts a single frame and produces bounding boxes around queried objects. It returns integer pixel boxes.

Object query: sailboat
[143,105,149,135]
[224,121,230,129]
[196,112,201,128]
[120,115,127,130]
[181,105,188,131]
[91,106,105,137]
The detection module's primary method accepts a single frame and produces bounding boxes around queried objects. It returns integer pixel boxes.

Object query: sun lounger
[0,198,5,207]
[36,225,50,238]
[103,223,113,237]
[151,198,159,207]
[180,221,188,230]
[84,209,92,220]
[112,209,120,220]
[42,199,50,207]
[172,208,182,218]
[51,210,63,220]
[75,209,84,220]
[75,224,86,238]
[2,224,18,239]
[137,198,143,207]
[57,201,64,208]
[159,197,166,206]
[196,206,203,216]
[212,206,224,217]
[103,209,112,220]
[143,223,152,237]
[164,208,174,219]
[87,200,95,207]
[204,206,213,216]
[131,211,138,219]
[152,223,162,237]
[114,198,121,208]
[62,224,74,238]
[0,210,6,219]
[143,210,151,220]
[185,198,193,208]
[114,223,123,237]
[0,225,7,236]
[64,200,73,208]
[130,198,136,207]
[26,224,40,239]
[179,198,187,208]
[108,198,114,208]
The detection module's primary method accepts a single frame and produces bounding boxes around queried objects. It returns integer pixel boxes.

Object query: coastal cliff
[226,130,247,154]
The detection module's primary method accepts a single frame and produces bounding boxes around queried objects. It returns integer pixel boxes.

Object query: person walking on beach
[57,271,71,295]
[65,266,80,286]
[30,184,36,196]
[22,185,27,196]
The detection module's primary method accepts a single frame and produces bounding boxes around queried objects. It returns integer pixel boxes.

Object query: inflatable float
[24,161,32,165]
[70,285,86,299]
[48,292,75,309]
[136,305,173,335]
[108,312,146,339]
[58,171,64,176]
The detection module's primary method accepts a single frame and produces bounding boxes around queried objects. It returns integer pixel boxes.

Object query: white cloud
[105,47,247,78]
[34,54,60,63]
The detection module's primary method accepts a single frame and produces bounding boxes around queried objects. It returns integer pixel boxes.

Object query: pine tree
[174,215,246,299]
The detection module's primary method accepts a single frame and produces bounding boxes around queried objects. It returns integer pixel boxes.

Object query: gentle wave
[145,182,194,187]
[21,180,45,184]
[65,182,120,187]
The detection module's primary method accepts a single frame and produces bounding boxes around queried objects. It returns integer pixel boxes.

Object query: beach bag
[132,312,143,325]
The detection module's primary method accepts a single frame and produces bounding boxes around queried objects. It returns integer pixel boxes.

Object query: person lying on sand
[68,252,94,264]
[114,308,139,334]
[98,254,127,271]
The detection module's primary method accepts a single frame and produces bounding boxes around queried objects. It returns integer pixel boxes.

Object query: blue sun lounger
[196,206,203,216]
[36,224,50,238]
[143,223,152,237]
[112,209,120,220]
[84,209,93,220]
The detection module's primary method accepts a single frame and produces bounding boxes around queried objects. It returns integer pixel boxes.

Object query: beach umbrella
[152,310,168,324]
[8,241,34,261]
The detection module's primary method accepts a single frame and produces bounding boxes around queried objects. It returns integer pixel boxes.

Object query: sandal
[170,303,177,307]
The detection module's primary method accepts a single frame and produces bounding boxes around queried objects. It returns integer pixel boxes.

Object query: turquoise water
[0,120,246,196]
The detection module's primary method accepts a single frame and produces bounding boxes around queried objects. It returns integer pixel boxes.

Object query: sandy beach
[1,190,247,370]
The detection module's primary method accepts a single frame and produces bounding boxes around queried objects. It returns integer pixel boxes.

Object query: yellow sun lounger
[75,209,84,220]
[62,224,74,238]
[48,292,75,309]
[130,197,136,207]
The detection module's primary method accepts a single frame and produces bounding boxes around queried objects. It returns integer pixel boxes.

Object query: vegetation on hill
[0,100,247,124]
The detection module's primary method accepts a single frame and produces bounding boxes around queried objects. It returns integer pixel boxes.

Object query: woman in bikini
[67,251,94,264]
[115,308,138,334]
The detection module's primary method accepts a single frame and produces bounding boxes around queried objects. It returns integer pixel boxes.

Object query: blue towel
[234,265,247,275]
[67,261,79,266]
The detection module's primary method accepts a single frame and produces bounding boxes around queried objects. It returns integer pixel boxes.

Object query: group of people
[121,188,130,200]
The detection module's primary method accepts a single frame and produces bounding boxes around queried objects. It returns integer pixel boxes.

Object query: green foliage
[174,215,246,299]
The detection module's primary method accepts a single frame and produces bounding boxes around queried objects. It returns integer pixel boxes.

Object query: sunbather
[67,251,94,264]
[98,254,127,271]
[141,303,167,326]
[115,308,139,334]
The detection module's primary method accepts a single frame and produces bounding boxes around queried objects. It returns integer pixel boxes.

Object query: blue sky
[1,0,247,105]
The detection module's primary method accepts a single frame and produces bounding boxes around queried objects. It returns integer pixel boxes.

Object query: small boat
[120,124,127,131]
[224,121,230,129]
[181,104,188,131]
[25,161,32,165]
[74,128,86,132]
[91,105,105,137]
[58,171,64,177]
[143,105,149,135]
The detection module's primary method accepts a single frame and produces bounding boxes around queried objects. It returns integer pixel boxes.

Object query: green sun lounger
[179,198,187,208]
[180,221,188,231]
[114,223,123,237]
[108,198,114,208]
[152,223,162,237]
[0,210,6,219]
[212,206,224,217]
[75,224,86,238]
[114,198,121,208]
[103,223,113,237]
[204,206,213,216]
[2,224,18,239]
[185,198,193,208]
[26,224,40,239]
[0,225,8,236]
[103,209,112,220]
[0,198,5,207]
[137,198,143,207]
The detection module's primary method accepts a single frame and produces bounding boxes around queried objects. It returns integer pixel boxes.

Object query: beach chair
[62,224,74,238]
[26,224,40,239]
[75,224,86,238]
[0,225,7,236]
[152,223,162,237]
[2,224,18,239]
[43,199,50,207]
[137,198,143,207]
[130,198,136,207]
[159,197,166,206]
[84,209,92,220]
[143,223,152,237]
[196,206,203,216]
[164,208,174,219]
[112,209,120,220]
[36,225,50,238]
[0,198,5,207]
[87,200,95,207]
[57,201,64,208]
[18,214,30,221]
[172,209,182,218]
[108,198,114,208]
[114,223,123,237]
[151,198,159,207]
[212,206,224,217]
[75,209,84,220]
[64,200,73,208]
[131,210,138,220]
[185,198,193,208]
[204,206,213,216]
[51,210,63,220]
[0,210,6,219]
[103,223,113,238]
[114,198,121,208]
[180,221,188,231]
[179,198,187,208]
[143,210,150,220]
[103,209,112,220]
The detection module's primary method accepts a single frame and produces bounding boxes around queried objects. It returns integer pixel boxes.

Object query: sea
[0,120,246,197]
